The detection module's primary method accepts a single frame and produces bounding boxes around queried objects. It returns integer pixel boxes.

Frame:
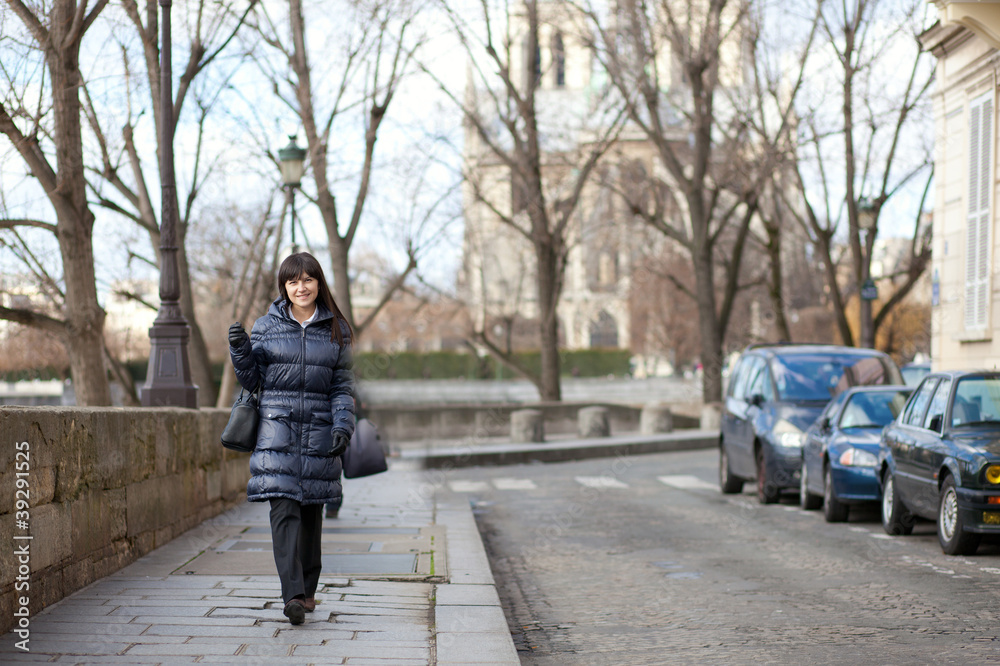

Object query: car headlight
[838,448,878,468]
[773,420,806,449]
[986,465,1000,484]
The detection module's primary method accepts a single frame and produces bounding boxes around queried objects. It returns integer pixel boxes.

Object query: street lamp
[857,196,878,349]
[278,135,307,252]
[140,0,198,408]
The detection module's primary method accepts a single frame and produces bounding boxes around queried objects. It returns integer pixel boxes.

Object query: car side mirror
[820,417,831,432]
[749,393,764,407]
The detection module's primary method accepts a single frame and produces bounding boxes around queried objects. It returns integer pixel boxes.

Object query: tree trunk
[536,240,562,402]
[692,239,723,404]
[176,241,217,404]
[49,8,111,406]
[60,226,111,406]
[765,226,792,341]
[328,234,354,328]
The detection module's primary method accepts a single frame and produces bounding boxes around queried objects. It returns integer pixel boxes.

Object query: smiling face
[285,273,319,315]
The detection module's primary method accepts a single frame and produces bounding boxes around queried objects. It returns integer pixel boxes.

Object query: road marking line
[869,534,893,540]
[848,527,870,533]
[575,476,629,489]
[657,475,716,491]
[493,478,537,490]
[449,481,490,492]
[980,567,1000,575]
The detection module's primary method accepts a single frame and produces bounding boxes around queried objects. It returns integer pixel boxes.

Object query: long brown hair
[277,252,353,345]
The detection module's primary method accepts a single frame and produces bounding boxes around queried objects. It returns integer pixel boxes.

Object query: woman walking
[229,252,355,625]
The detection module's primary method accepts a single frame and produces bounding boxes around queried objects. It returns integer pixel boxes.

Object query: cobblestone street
[445,449,1000,664]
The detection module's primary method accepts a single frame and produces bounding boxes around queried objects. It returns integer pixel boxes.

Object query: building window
[589,310,618,348]
[598,252,617,286]
[966,91,993,330]
[553,32,565,87]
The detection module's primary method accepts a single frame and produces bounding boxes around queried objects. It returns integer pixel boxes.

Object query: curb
[404,429,720,469]
[434,494,520,664]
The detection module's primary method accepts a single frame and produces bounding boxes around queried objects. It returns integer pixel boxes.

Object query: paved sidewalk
[1,469,518,665]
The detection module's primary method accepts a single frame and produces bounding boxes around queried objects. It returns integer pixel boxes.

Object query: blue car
[719,344,903,503]
[800,386,912,522]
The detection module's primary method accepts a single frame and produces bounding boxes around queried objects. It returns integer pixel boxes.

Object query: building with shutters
[922,5,1000,368]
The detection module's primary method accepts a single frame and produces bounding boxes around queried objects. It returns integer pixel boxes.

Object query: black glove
[331,431,350,458]
[229,322,248,348]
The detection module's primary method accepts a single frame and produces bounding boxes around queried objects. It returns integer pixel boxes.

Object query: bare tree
[577,0,814,403]
[783,0,933,349]
[82,0,259,405]
[249,0,426,337]
[0,0,113,405]
[428,0,626,401]
[183,199,284,408]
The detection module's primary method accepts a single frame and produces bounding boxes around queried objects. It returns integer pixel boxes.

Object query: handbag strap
[237,383,262,402]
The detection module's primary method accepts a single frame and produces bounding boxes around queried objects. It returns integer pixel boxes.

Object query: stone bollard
[700,402,722,430]
[510,409,544,443]
[578,406,610,438]
[640,402,673,434]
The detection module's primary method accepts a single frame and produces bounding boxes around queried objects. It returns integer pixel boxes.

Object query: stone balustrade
[0,407,247,635]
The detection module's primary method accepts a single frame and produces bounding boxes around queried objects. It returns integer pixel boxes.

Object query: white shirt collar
[299,306,318,328]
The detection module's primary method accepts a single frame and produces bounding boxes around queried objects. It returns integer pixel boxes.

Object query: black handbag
[221,385,261,453]
[342,418,388,478]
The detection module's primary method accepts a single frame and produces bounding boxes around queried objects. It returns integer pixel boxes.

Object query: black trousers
[268,498,323,604]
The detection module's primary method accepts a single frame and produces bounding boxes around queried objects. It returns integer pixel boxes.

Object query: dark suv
[719,344,903,503]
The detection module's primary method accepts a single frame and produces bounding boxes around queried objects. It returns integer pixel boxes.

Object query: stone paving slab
[0,468,518,663]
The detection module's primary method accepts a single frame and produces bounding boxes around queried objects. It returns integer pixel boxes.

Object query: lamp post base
[140,322,199,408]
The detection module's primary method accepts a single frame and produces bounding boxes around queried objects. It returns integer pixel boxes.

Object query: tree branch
[0,218,57,233]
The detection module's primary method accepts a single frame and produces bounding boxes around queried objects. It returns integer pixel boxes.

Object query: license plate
[983,512,1000,525]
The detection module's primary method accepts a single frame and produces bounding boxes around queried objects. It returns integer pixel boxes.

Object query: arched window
[553,32,565,87]
[589,311,618,348]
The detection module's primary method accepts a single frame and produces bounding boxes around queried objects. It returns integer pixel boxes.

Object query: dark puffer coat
[230,298,355,504]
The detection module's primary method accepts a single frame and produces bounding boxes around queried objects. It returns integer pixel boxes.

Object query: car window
[822,392,849,422]
[953,377,1000,426]
[747,358,775,402]
[922,378,952,432]
[771,353,894,401]
[727,357,747,398]
[902,379,938,427]
[901,364,931,387]
[729,356,754,399]
[840,389,913,429]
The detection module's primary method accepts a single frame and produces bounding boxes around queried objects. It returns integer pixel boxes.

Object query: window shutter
[967,93,993,330]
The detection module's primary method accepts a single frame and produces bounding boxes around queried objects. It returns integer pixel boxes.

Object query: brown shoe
[283,598,306,625]
[303,597,316,612]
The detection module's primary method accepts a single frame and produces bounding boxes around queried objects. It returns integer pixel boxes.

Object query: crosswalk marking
[449,481,490,493]
[493,478,537,490]
[575,476,629,489]
[657,475,717,491]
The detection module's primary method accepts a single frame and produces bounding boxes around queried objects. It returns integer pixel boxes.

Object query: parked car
[800,385,912,522]
[879,370,1000,555]
[719,343,903,503]
[901,361,932,387]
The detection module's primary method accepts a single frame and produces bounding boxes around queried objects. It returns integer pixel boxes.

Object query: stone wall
[0,407,247,635]
[364,402,700,444]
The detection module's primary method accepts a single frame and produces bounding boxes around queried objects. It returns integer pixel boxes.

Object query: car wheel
[880,470,913,536]
[719,444,743,494]
[823,465,849,523]
[799,459,822,510]
[938,476,981,556]
[756,447,780,504]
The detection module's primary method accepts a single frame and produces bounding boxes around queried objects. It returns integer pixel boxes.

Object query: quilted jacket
[230,297,355,504]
